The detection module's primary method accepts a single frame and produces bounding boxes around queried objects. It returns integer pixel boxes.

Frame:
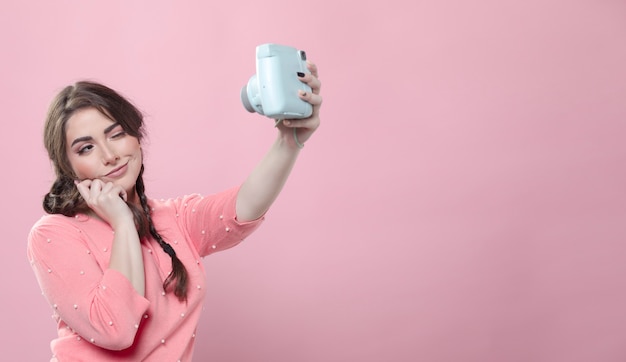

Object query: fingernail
[283,120,291,125]
[74,180,79,185]
[297,72,305,77]
[300,91,307,97]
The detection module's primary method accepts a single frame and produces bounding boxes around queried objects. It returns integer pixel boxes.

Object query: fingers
[306,61,319,78]
[277,61,322,146]
[74,179,128,204]
[298,63,321,94]
[297,62,323,117]
[299,74,322,94]
[299,89,323,107]
[282,117,319,129]
[298,74,321,94]
[99,181,128,202]
[74,179,92,201]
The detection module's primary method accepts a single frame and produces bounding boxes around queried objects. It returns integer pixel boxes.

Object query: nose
[101,145,120,165]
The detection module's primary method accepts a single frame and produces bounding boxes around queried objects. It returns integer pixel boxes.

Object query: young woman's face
[65,107,142,198]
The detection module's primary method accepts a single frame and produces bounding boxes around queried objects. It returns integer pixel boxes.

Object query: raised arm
[235,62,323,222]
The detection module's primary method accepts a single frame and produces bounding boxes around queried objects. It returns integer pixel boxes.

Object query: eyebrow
[70,122,122,147]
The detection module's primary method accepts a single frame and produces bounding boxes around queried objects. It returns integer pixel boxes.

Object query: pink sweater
[28,186,264,361]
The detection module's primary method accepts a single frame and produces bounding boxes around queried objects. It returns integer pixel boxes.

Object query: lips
[105,162,129,178]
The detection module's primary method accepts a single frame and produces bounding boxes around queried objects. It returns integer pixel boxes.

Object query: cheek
[130,138,141,151]
[126,140,142,160]
[67,156,96,180]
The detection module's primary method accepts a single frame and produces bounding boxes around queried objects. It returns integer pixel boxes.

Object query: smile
[105,163,129,178]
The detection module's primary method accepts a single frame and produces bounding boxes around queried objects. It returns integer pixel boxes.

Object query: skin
[66,108,146,296]
[65,62,323,296]
[236,62,323,221]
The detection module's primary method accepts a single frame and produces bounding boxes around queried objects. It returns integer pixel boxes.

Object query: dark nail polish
[297,72,305,77]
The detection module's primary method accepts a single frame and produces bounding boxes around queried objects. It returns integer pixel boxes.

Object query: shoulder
[150,194,204,208]
[30,213,81,235]
[150,187,240,216]
[28,213,98,248]
[27,214,86,257]
[149,194,205,215]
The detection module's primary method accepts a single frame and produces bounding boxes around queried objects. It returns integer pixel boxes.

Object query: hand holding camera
[241,43,322,148]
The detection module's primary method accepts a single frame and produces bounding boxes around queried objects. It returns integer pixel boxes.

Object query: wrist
[109,214,137,232]
[276,123,304,151]
[292,128,304,149]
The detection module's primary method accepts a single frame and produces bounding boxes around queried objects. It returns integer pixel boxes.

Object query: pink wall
[2,0,626,361]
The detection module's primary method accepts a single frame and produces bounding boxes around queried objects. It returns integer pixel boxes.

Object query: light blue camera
[241,44,312,119]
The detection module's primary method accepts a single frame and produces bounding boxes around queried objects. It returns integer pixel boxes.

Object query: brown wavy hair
[43,81,188,301]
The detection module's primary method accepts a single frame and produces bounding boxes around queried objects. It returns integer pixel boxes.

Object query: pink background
[2,0,626,361]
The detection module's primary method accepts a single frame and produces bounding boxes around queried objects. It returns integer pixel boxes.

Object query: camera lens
[240,86,254,113]
[299,51,307,61]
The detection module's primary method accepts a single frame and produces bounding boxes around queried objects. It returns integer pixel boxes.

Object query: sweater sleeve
[27,216,150,351]
[177,186,265,257]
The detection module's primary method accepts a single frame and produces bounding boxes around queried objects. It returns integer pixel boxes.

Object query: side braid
[43,175,89,216]
[135,166,189,301]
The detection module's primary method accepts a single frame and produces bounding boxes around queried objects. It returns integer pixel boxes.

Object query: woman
[27,63,322,361]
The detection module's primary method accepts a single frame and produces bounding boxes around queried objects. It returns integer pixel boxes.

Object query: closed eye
[110,131,127,139]
[104,123,125,140]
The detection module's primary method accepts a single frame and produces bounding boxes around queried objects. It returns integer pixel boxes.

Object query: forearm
[236,61,321,222]
[236,132,301,222]
[108,220,145,296]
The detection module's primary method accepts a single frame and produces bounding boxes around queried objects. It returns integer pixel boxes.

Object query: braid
[135,165,189,301]
[43,175,89,216]
[42,81,189,299]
